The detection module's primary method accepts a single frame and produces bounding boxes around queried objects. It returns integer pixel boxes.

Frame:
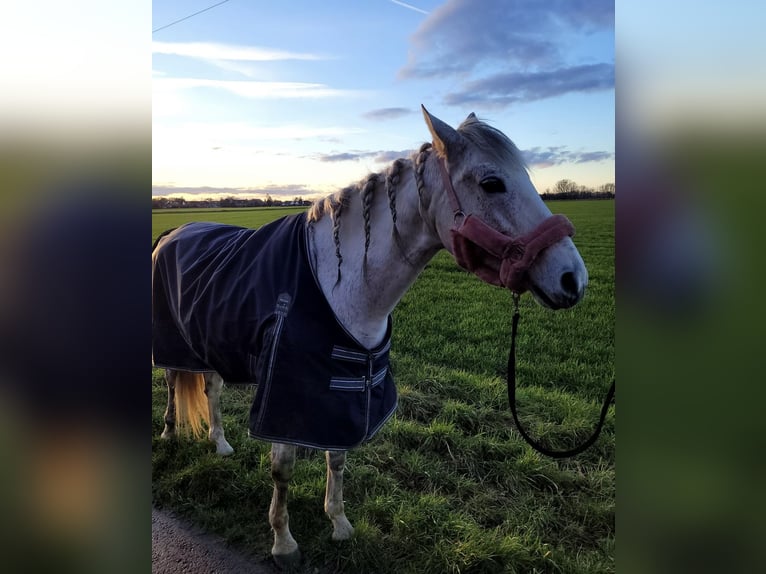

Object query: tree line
[539,180,615,201]
[151,195,312,209]
[152,181,614,209]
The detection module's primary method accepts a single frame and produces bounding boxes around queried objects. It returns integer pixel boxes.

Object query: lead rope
[508,293,616,458]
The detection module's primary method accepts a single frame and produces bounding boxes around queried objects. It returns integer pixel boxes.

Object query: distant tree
[265,194,274,207]
[167,197,186,208]
[554,179,578,194]
[599,183,615,195]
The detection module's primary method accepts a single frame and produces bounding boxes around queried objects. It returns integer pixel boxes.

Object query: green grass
[152,206,306,243]
[152,199,614,573]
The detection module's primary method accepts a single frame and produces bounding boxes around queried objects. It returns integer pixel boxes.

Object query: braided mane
[307,152,415,284]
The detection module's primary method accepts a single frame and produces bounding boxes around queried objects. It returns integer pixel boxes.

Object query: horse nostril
[561,271,579,296]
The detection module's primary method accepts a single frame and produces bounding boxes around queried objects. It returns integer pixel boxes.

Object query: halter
[436,157,575,293]
[423,152,614,458]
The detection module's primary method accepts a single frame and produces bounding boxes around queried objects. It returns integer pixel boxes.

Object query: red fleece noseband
[451,214,575,292]
[436,157,575,293]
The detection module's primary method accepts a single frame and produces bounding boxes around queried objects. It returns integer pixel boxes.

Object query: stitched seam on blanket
[329,376,367,391]
[331,346,368,363]
[331,337,391,364]
[247,428,369,451]
[371,367,387,388]
[373,339,391,357]
[366,397,399,439]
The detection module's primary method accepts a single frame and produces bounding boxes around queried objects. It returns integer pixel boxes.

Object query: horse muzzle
[450,213,576,295]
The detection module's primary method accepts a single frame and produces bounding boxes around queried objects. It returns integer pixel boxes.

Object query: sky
[152,0,615,200]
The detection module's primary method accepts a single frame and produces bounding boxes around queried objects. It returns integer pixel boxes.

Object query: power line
[152,0,232,34]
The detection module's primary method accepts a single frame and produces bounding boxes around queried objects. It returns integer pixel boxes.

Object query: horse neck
[309,161,443,349]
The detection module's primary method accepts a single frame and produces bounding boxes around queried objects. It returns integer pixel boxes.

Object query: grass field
[152,206,306,243]
[152,200,615,573]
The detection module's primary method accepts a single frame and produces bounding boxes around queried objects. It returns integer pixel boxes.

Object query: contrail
[389,0,429,15]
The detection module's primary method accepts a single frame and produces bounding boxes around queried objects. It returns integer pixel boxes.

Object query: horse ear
[421,105,465,159]
[467,112,477,120]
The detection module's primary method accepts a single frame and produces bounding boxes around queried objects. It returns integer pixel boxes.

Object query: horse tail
[175,371,209,438]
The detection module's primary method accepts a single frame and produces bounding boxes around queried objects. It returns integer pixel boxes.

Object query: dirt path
[152,507,275,573]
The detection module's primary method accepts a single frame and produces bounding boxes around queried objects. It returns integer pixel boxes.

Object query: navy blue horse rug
[152,213,397,450]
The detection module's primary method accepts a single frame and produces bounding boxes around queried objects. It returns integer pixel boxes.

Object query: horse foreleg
[269,443,300,568]
[203,372,234,456]
[325,450,354,541]
[160,369,177,439]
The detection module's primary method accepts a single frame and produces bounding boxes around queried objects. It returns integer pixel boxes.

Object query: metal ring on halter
[453,210,466,228]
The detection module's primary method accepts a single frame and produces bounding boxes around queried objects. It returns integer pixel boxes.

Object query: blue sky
[152,0,614,199]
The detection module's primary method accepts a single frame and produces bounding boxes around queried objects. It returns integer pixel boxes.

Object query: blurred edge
[0,3,150,573]
[617,1,766,573]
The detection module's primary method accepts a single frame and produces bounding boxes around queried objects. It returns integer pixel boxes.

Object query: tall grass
[152,199,614,573]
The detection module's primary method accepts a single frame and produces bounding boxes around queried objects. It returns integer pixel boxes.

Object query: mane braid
[361,173,379,280]
[386,159,406,227]
[308,153,425,285]
[361,174,379,257]
[414,142,432,201]
[386,158,417,267]
[331,192,345,287]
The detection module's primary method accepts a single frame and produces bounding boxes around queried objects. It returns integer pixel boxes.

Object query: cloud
[398,0,614,108]
[152,41,323,62]
[444,63,614,107]
[574,150,614,164]
[373,149,415,163]
[400,0,613,79]
[152,184,314,198]
[153,77,357,100]
[319,152,368,163]
[316,149,414,163]
[153,121,364,143]
[152,41,328,78]
[522,146,614,168]
[362,107,414,121]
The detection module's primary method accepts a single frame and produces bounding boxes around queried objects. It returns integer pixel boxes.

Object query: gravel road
[152,507,274,573]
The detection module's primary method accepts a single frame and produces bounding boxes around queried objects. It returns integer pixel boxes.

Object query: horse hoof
[331,518,354,541]
[215,442,235,456]
[272,548,301,571]
[160,429,174,440]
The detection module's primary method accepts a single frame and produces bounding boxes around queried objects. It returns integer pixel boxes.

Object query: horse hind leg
[269,443,301,569]
[203,372,234,456]
[160,369,178,439]
[325,450,354,541]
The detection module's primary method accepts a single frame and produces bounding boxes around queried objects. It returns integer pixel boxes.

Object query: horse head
[417,106,588,310]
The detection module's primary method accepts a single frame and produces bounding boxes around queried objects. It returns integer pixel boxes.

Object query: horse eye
[479,177,506,194]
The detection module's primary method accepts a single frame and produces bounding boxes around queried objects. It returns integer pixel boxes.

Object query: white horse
[152,106,587,568]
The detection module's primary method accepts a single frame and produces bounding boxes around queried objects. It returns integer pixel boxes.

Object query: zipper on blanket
[266,293,291,384]
[254,293,291,430]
